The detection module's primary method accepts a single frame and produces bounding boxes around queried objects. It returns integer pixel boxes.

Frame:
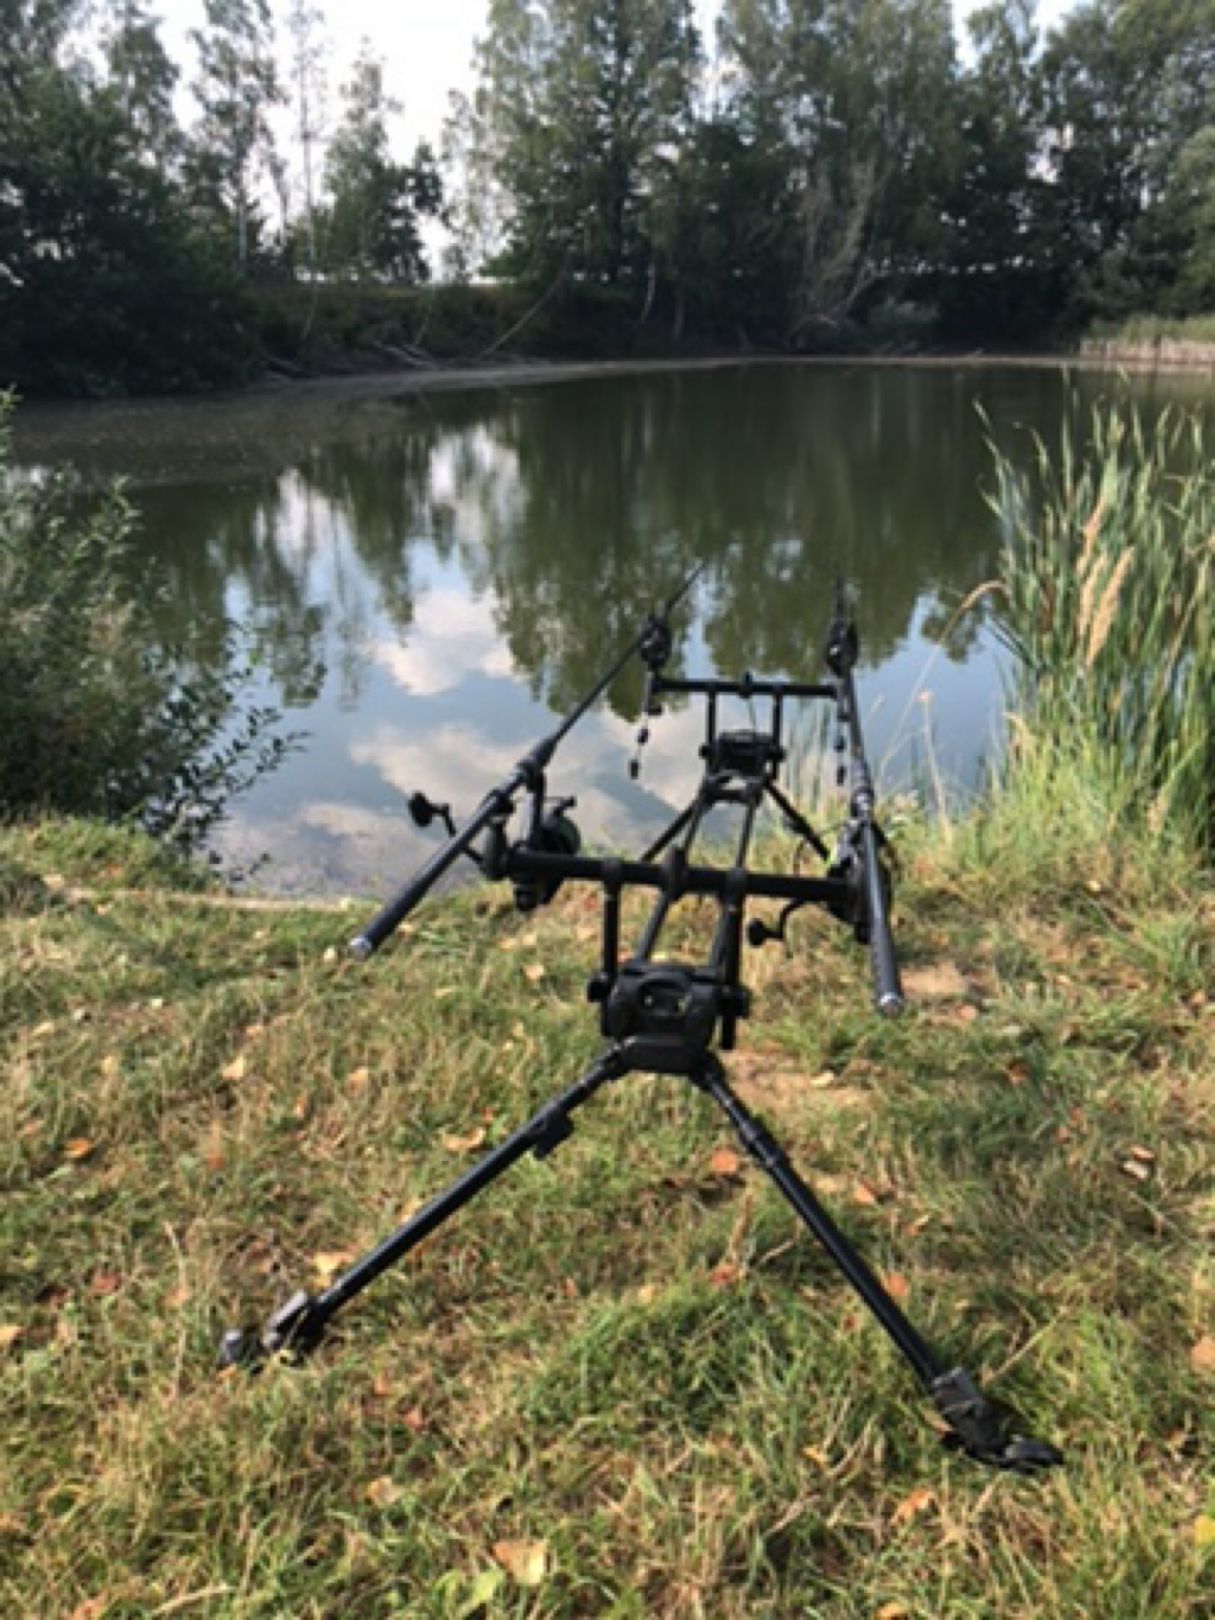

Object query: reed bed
[986,396,1215,856]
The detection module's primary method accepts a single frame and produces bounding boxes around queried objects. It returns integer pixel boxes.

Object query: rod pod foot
[218,1290,331,1372]
[931,1366,1063,1475]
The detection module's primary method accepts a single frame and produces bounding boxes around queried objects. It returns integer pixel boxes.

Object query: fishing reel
[510,797,582,913]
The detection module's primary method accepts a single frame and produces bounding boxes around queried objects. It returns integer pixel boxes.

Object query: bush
[0,396,291,854]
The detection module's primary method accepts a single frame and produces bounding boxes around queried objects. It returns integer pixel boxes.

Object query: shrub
[0,396,291,854]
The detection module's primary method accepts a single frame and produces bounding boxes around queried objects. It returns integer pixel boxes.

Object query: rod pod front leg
[220,1048,629,1369]
[690,1055,1063,1476]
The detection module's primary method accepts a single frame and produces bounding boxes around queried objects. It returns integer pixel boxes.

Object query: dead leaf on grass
[709,1262,743,1290]
[493,1539,549,1587]
[852,1181,880,1207]
[365,1476,403,1509]
[709,1147,743,1178]
[312,1251,354,1283]
[902,964,968,999]
[891,1487,934,1527]
[63,1138,96,1162]
[221,1054,248,1083]
[442,1127,488,1155]
[523,962,547,983]
[1189,1336,1215,1375]
[882,1272,911,1306]
[0,1325,25,1353]
[1194,1515,1215,1549]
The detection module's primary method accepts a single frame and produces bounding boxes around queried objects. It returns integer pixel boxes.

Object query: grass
[985,395,1215,855]
[2,810,1213,1618]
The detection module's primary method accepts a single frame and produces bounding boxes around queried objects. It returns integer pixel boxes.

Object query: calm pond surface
[15,360,1214,894]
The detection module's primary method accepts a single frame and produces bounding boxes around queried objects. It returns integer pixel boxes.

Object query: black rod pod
[223,570,1062,1478]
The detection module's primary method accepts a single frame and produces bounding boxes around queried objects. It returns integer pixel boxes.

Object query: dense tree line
[2,0,1213,395]
[456,0,1215,347]
[0,0,441,392]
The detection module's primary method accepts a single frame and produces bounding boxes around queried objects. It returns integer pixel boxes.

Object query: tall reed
[985,395,1215,856]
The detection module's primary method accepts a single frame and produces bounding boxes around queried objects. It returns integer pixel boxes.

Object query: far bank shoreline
[16,347,1215,458]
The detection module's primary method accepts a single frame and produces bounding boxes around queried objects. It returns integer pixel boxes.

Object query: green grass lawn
[2,816,1213,1618]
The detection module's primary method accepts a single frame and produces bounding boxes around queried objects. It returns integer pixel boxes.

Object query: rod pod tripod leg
[220,1048,628,1368]
[690,1055,1063,1475]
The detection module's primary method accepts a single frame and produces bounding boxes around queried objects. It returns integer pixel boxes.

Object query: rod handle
[861,822,904,1018]
[350,783,515,958]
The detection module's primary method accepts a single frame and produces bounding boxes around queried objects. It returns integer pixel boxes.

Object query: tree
[285,0,327,274]
[189,0,282,267]
[320,46,440,282]
[463,0,701,292]
[719,0,961,340]
[1039,0,1215,322]
[102,0,181,164]
[933,0,1062,341]
[0,1,252,393]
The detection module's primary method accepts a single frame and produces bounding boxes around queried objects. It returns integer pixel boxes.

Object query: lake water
[15,360,1213,894]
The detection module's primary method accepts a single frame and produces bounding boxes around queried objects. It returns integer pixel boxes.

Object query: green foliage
[464,0,702,295]
[187,0,282,267]
[0,399,291,851]
[987,395,1215,855]
[1,809,1211,1614]
[318,47,441,283]
[0,1,255,394]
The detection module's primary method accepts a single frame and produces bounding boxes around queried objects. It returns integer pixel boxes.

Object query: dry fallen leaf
[402,1405,426,1433]
[365,1476,403,1509]
[221,1053,248,1083]
[1189,1336,1215,1376]
[875,1605,911,1620]
[523,962,547,983]
[100,1054,120,1080]
[891,1486,934,1527]
[852,1181,880,1207]
[30,1020,57,1041]
[312,1251,354,1283]
[882,1272,911,1307]
[1128,1144,1156,1164]
[1120,1158,1151,1183]
[1194,1514,1215,1550]
[901,964,968,999]
[347,1065,372,1093]
[493,1539,549,1587]
[63,1139,95,1162]
[442,1127,488,1155]
[808,1069,837,1089]
[67,1600,107,1620]
[89,1270,123,1297]
[0,1325,25,1353]
[709,1147,743,1178]
[709,1262,743,1290]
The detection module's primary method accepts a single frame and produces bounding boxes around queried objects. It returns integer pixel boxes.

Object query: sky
[156,0,1078,157]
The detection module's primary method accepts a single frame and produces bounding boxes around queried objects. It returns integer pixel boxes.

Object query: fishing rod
[221,568,1062,1477]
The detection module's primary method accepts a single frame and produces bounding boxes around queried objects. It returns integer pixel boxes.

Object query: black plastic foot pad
[932,1366,1063,1475]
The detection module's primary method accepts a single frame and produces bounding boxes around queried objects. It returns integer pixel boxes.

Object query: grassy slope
[2,814,1213,1619]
